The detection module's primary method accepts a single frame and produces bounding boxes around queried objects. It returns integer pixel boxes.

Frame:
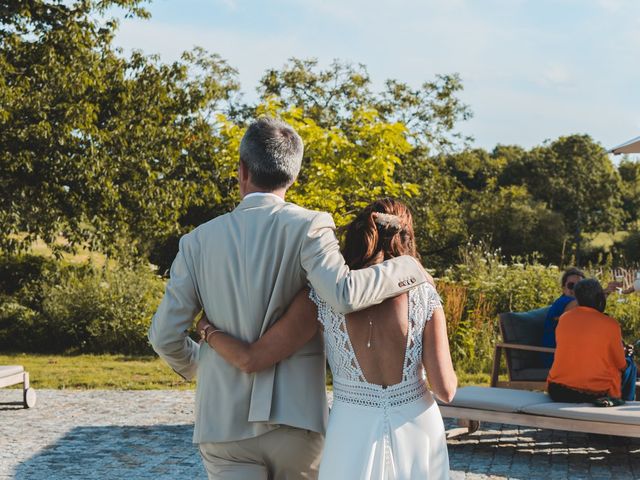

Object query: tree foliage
[500,135,624,243]
[1,2,637,271]
[1,1,239,259]
[619,157,640,229]
[257,58,472,153]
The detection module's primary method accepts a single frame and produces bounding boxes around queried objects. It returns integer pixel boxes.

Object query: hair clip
[372,212,402,232]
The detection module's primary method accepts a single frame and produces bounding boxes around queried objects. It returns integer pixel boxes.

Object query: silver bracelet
[205,328,223,344]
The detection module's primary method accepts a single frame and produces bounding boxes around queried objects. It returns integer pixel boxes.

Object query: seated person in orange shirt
[547,278,630,403]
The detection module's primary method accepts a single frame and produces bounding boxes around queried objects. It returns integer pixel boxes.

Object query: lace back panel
[309,283,442,408]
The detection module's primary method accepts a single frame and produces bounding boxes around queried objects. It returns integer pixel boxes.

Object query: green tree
[500,135,624,260]
[216,101,420,227]
[1,5,474,271]
[257,58,472,153]
[0,1,239,261]
[468,184,567,264]
[618,157,640,229]
[442,148,505,193]
[242,58,474,268]
[395,155,468,269]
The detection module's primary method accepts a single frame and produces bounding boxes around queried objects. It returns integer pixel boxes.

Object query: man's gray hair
[239,117,304,190]
[574,278,606,313]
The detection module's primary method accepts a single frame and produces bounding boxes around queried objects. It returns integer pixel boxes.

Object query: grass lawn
[0,354,193,390]
[20,236,111,267]
[0,353,494,390]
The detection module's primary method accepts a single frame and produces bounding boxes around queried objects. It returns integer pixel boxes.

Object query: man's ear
[238,160,250,182]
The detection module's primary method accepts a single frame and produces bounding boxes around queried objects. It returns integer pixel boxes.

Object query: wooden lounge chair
[440,386,640,438]
[0,365,36,408]
[492,307,640,398]
[490,307,554,390]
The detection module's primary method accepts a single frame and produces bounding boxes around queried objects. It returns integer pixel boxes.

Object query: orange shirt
[547,306,626,398]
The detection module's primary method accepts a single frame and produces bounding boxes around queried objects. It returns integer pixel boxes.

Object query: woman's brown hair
[342,198,419,270]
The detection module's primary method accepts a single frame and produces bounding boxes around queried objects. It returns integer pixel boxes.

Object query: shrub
[0,255,164,354]
[0,294,42,350]
[607,293,640,344]
[39,266,165,354]
[0,254,56,296]
[437,245,557,372]
[620,230,640,265]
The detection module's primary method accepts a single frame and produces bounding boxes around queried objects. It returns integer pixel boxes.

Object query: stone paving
[2,389,640,479]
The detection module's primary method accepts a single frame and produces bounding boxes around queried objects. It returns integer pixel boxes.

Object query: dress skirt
[319,391,449,480]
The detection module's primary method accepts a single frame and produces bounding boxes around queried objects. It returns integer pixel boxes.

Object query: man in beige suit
[148,117,428,479]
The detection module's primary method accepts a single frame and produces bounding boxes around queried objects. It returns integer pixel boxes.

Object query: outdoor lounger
[439,386,640,438]
[0,365,36,408]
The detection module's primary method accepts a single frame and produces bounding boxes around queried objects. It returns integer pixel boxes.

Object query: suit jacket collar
[236,193,286,211]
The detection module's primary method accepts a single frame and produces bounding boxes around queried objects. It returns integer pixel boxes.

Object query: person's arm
[301,212,429,315]
[198,288,319,374]
[562,299,578,313]
[148,235,201,380]
[422,306,457,403]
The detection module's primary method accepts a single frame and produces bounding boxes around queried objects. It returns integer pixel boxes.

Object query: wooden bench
[439,386,640,438]
[0,365,36,408]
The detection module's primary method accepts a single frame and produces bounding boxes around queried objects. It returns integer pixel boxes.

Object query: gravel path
[2,389,640,479]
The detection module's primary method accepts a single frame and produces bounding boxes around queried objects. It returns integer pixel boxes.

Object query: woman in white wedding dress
[198,198,457,479]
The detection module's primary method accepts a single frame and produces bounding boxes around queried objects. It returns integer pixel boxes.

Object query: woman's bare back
[345,293,411,387]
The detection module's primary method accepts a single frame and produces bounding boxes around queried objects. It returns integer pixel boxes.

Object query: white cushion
[0,365,24,377]
[522,401,640,425]
[444,386,552,413]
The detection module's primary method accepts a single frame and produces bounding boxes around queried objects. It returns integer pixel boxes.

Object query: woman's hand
[195,288,319,373]
[196,315,218,345]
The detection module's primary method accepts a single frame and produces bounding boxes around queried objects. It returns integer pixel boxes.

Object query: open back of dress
[310,282,450,480]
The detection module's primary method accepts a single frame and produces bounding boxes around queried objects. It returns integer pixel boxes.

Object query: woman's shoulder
[411,282,443,323]
[415,280,440,300]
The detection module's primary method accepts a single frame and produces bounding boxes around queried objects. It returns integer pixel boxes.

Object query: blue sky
[113,0,640,151]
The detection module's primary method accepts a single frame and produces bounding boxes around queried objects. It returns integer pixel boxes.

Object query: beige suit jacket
[148,194,427,443]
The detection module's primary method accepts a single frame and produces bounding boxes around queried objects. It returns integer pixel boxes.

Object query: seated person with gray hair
[547,278,637,405]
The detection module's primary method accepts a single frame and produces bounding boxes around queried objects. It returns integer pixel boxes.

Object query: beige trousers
[199,426,324,480]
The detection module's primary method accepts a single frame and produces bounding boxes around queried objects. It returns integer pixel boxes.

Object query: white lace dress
[310,283,449,480]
